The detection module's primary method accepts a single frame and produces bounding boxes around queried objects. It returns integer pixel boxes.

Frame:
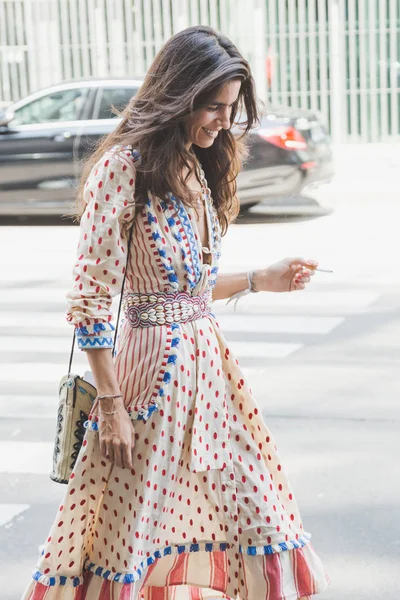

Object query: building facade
[0,0,399,142]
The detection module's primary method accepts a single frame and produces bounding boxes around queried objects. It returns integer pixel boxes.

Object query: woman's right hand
[98,398,136,469]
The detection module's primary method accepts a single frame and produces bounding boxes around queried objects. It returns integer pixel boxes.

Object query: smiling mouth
[202,127,219,138]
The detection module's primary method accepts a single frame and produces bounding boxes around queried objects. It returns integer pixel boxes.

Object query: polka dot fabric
[22,147,329,600]
[65,146,137,349]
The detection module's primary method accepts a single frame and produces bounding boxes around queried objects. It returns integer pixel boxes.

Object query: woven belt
[123,291,212,328]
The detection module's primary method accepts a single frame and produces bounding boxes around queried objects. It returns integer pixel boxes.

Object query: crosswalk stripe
[0,288,120,304]
[0,504,30,527]
[215,291,381,312]
[229,341,303,359]
[0,288,69,303]
[0,313,69,329]
[0,288,381,313]
[1,315,344,354]
[216,315,344,334]
[1,312,345,335]
[0,363,88,383]
[1,336,87,352]
[0,396,56,419]
[0,441,53,475]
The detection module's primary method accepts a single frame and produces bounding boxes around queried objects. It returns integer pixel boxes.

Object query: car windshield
[12,88,88,126]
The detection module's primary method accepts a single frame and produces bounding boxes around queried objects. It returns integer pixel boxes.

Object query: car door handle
[52,132,72,142]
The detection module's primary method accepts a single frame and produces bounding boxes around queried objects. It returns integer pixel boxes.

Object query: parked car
[0,78,333,216]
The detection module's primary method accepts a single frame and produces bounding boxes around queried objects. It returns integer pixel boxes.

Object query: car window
[94,87,138,120]
[12,88,89,126]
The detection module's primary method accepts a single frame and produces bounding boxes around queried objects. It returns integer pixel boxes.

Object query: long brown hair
[76,25,259,235]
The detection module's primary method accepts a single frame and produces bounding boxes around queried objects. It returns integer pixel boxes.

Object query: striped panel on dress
[115,322,170,414]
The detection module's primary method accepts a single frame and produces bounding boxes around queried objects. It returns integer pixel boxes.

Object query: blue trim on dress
[77,336,114,349]
[239,534,310,556]
[76,322,115,336]
[135,402,159,421]
[31,533,312,587]
[145,197,180,291]
[82,324,181,427]
[159,196,198,290]
[154,322,180,402]
[171,196,202,286]
[76,322,115,350]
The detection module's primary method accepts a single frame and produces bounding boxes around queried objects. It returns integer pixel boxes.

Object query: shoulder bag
[50,227,133,484]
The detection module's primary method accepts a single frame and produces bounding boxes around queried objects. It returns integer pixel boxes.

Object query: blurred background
[0,2,399,600]
[1,0,399,139]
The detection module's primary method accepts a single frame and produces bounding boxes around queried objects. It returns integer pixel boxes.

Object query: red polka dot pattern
[23,146,329,600]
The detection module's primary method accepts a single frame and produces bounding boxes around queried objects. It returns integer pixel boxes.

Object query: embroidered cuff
[76,322,115,350]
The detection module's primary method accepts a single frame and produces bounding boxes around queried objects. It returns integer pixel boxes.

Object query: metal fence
[265,0,400,142]
[0,0,267,101]
[0,0,399,142]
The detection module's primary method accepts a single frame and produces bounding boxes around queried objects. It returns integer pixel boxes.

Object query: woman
[22,26,329,600]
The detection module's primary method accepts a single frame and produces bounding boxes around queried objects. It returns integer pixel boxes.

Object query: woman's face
[185,79,242,149]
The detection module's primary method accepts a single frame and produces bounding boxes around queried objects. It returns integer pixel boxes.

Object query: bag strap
[68,225,134,375]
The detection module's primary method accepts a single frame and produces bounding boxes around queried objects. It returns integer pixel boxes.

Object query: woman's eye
[207,106,218,112]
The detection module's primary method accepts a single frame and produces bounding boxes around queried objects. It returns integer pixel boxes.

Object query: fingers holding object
[294,279,306,291]
[288,257,319,270]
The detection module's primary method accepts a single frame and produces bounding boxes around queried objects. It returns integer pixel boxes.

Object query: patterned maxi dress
[22,146,330,600]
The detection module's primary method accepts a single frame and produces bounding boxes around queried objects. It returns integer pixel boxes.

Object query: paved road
[1,145,399,600]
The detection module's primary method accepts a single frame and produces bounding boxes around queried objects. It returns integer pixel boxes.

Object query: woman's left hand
[253,257,319,293]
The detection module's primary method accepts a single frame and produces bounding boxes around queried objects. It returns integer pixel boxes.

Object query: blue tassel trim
[131,149,141,162]
[160,201,169,211]
[85,541,233,584]
[168,199,198,289]
[147,211,156,224]
[134,402,159,422]
[77,326,89,336]
[76,322,115,337]
[209,265,220,289]
[32,570,83,587]
[30,534,312,587]
[154,323,181,402]
[239,532,311,556]
[173,198,202,285]
[83,420,99,431]
[76,322,115,350]
[146,197,179,291]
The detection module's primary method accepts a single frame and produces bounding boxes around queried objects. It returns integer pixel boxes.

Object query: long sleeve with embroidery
[66,148,136,350]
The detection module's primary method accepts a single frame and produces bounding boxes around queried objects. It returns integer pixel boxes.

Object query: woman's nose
[218,107,231,130]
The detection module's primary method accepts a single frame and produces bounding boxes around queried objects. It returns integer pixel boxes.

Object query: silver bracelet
[226,270,259,310]
[247,270,259,293]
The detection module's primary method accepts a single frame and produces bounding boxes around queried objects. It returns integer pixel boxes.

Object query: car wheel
[239,201,260,214]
